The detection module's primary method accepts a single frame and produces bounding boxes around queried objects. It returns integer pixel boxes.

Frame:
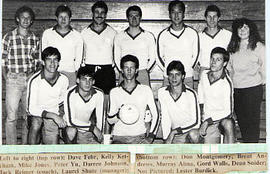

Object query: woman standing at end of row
[227,18,265,143]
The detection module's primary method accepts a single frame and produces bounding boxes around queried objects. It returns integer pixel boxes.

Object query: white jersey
[42,26,83,72]
[108,82,159,136]
[114,28,156,71]
[199,28,231,68]
[81,24,117,65]
[26,70,69,117]
[198,70,233,122]
[158,85,200,140]
[64,86,104,132]
[157,25,199,78]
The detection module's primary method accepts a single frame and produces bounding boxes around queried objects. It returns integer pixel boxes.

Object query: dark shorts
[85,64,116,94]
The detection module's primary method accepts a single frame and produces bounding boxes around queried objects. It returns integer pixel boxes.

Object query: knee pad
[62,127,78,144]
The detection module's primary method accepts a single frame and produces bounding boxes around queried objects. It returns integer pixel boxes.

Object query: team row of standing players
[2,0,265,144]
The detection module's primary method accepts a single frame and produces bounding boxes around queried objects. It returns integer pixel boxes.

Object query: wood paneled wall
[3,0,265,37]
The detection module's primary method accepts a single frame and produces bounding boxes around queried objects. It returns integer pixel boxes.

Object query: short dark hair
[126,5,142,18]
[210,47,230,62]
[120,55,139,69]
[168,0,185,14]
[92,1,108,14]
[204,5,221,18]
[15,6,35,25]
[77,66,95,79]
[42,47,61,61]
[167,60,186,76]
[55,5,72,18]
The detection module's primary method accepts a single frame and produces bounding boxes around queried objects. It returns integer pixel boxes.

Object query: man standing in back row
[42,5,83,87]
[81,1,117,96]
[2,6,40,144]
[157,0,199,88]
[114,5,156,86]
[81,1,117,133]
[198,5,231,75]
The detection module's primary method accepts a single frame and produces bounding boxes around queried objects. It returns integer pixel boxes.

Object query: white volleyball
[119,104,140,125]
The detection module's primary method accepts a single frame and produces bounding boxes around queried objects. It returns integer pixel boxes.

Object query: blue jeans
[5,72,28,145]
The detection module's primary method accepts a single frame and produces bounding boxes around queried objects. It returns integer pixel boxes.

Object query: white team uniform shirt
[158,85,200,140]
[108,82,159,136]
[198,70,233,122]
[157,25,199,78]
[42,26,83,72]
[81,24,117,65]
[199,28,231,69]
[27,70,69,117]
[64,86,104,132]
[114,28,157,71]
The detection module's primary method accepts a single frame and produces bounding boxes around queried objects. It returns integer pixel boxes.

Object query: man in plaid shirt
[2,6,40,144]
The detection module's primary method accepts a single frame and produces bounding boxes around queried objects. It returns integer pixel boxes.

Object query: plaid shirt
[2,28,40,73]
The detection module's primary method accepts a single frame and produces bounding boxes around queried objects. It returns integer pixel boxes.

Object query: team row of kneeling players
[27,46,235,144]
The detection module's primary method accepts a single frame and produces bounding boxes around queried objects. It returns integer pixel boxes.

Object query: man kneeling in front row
[158,60,201,144]
[63,66,104,144]
[27,47,69,144]
[107,55,159,144]
[198,47,235,143]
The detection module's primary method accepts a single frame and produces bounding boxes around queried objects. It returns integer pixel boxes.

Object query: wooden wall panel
[3,1,264,20]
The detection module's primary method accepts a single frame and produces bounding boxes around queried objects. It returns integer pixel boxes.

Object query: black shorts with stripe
[85,64,116,94]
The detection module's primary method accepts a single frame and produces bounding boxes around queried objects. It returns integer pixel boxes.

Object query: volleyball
[119,104,140,125]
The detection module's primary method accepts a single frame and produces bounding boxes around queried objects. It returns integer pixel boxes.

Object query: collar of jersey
[165,84,186,102]
[124,27,145,40]
[74,86,97,103]
[88,23,108,35]
[52,25,73,38]
[167,24,186,39]
[119,80,140,95]
[40,70,61,87]
[207,69,227,85]
[202,26,223,39]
